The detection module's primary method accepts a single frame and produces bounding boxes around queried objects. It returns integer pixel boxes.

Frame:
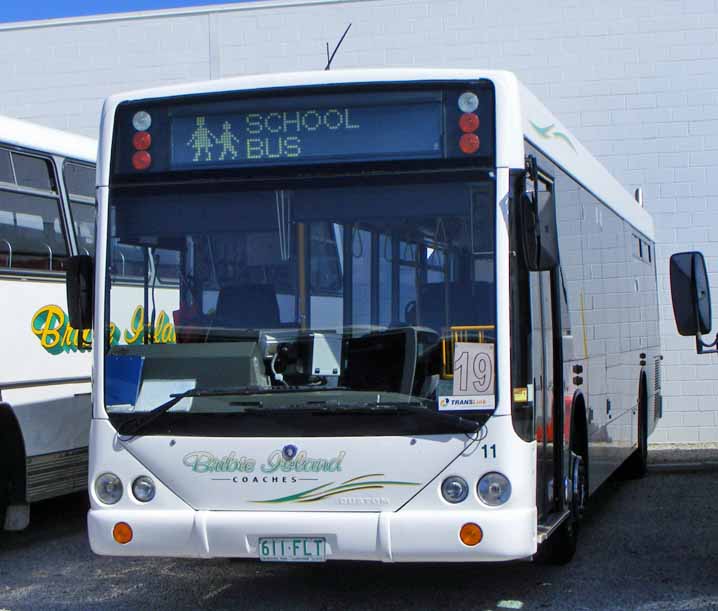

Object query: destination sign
[169,96,443,168]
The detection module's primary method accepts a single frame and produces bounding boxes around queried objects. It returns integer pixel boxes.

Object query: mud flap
[4,503,30,531]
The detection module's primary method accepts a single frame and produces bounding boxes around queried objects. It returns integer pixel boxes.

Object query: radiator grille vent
[654,357,662,418]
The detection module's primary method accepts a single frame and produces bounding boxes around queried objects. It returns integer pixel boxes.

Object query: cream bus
[69,69,661,563]
[0,116,96,530]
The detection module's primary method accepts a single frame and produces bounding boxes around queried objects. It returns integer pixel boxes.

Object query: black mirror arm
[695,330,718,354]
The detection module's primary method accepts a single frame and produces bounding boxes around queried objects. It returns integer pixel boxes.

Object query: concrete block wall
[1,0,717,442]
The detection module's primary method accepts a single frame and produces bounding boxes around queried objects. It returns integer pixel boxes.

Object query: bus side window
[0,149,69,272]
[13,153,56,191]
[154,248,181,283]
[0,149,12,183]
[64,161,96,257]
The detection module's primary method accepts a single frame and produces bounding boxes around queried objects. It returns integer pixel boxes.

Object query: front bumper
[88,506,537,562]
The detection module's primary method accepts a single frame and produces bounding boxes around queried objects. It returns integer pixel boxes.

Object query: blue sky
[0,0,261,24]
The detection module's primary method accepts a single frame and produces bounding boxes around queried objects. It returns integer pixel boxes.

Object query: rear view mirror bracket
[692,253,718,354]
[694,329,718,354]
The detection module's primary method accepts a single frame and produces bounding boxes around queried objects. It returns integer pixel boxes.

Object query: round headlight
[477,472,511,506]
[95,472,123,505]
[441,476,469,504]
[458,92,479,113]
[132,476,156,502]
[132,110,152,131]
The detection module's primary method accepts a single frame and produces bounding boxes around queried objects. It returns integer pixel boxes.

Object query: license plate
[258,537,326,562]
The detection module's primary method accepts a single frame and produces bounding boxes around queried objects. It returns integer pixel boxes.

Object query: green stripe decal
[250,474,420,504]
[530,120,577,152]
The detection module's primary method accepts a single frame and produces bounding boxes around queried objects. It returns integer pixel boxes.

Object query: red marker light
[459,133,480,154]
[459,113,480,133]
[132,151,152,170]
[132,131,152,151]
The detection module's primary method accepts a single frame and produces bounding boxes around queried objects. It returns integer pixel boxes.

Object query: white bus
[73,69,661,564]
[0,116,96,530]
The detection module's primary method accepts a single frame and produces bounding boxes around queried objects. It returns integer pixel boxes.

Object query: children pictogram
[218,121,240,161]
[186,116,217,162]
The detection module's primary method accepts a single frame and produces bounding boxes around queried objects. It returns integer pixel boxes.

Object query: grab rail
[0,238,12,268]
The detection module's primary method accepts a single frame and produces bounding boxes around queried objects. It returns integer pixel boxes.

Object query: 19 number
[454,350,493,393]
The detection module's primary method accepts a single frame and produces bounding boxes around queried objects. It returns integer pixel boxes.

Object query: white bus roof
[99,68,653,238]
[0,114,96,163]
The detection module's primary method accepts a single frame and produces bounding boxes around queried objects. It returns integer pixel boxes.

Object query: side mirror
[520,186,559,272]
[669,251,711,337]
[66,254,94,330]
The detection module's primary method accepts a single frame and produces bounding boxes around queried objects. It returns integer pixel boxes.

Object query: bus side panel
[0,276,91,501]
[527,142,660,494]
[0,277,91,454]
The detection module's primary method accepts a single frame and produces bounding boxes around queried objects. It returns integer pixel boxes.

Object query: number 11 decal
[481,444,497,459]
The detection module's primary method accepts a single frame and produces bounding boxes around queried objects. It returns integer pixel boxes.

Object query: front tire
[538,451,587,565]
[0,451,9,530]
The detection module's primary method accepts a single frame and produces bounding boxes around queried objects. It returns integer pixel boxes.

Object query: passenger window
[12,153,56,192]
[64,161,96,257]
[63,162,94,198]
[0,190,69,271]
[69,200,96,256]
[110,239,147,281]
[154,248,180,283]
[0,149,12,184]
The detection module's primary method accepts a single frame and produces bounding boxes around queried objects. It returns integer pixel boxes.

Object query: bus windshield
[105,175,497,421]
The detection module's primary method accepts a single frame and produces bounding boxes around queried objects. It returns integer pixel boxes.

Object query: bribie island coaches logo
[30,304,176,354]
[182,449,422,504]
[282,444,298,460]
[182,448,346,475]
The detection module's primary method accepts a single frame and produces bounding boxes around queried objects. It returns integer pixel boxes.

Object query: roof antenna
[325,23,352,70]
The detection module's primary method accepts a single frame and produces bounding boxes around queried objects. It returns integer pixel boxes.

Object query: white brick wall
[1,0,717,443]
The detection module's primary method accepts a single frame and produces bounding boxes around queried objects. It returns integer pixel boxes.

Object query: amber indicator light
[113,522,133,544]
[459,522,483,546]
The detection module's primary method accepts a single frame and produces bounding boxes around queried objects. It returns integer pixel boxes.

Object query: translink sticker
[438,395,495,411]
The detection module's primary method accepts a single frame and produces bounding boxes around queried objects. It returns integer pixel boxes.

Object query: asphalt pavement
[1,447,717,611]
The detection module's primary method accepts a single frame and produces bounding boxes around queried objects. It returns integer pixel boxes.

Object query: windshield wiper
[243,401,483,434]
[117,385,347,436]
[176,385,348,397]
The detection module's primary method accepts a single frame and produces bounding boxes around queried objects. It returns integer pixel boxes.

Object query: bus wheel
[0,450,8,529]
[620,378,648,479]
[538,451,586,565]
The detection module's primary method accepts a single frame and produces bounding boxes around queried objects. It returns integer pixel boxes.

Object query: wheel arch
[0,402,28,504]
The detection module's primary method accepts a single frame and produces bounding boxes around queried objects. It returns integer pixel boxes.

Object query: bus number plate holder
[258,537,326,562]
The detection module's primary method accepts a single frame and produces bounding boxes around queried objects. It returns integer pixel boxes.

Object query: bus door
[528,170,562,517]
